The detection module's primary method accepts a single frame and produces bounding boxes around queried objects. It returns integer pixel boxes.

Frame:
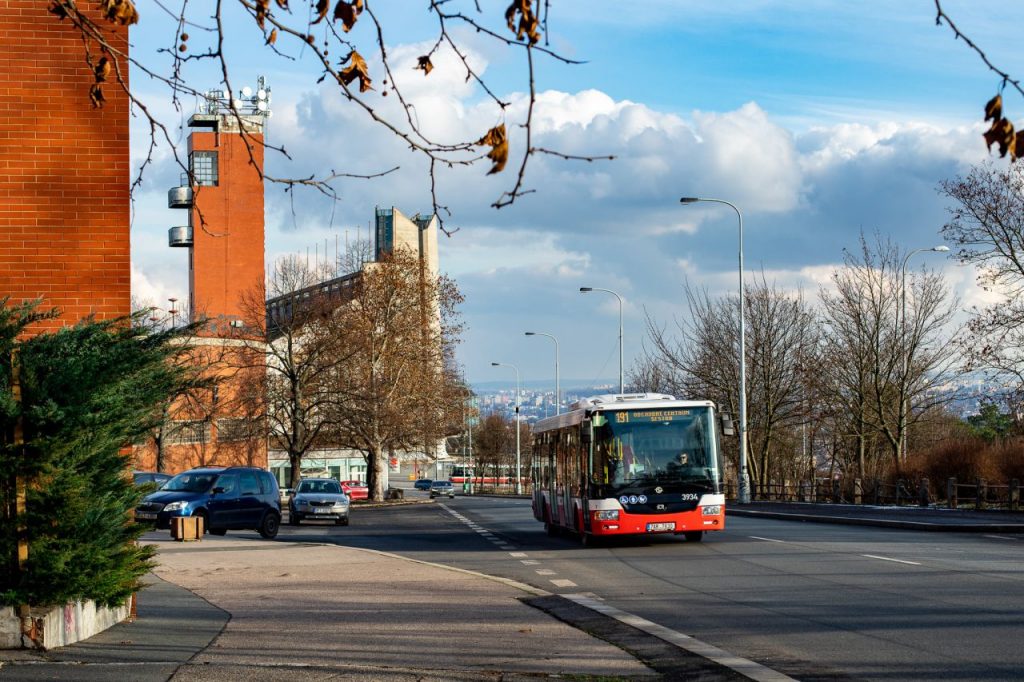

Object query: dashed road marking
[520,560,540,565]
[749,536,786,543]
[984,534,1021,541]
[509,552,528,558]
[564,594,797,682]
[550,578,577,588]
[535,569,556,575]
[862,554,921,566]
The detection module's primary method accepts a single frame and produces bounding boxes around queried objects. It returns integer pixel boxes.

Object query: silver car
[288,478,350,526]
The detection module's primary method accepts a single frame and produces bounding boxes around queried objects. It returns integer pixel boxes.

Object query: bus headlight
[594,510,620,521]
[701,505,722,516]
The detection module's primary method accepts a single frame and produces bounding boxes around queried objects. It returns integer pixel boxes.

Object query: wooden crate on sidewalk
[171,516,203,541]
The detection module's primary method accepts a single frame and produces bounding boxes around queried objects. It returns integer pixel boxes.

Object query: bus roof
[532,394,717,434]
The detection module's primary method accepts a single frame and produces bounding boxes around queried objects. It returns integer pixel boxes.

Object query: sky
[127,1,1024,392]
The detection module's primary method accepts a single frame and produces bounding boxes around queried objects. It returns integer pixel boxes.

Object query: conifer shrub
[1,306,188,608]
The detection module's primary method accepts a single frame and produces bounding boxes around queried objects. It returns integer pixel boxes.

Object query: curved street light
[525,331,560,416]
[899,244,950,460]
[579,287,624,394]
[491,361,522,494]
[680,196,750,504]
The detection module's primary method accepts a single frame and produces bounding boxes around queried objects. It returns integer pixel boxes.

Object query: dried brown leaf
[47,1,69,20]
[333,0,362,32]
[256,0,269,29]
[339,50,372,93]
[983,117,1015,157]
[100,0,139,26]
[268,28,278,45]
[415,55,433,76]
[505,0,540,45]
[1013,131,1024,162]
[89,83,106,108]
[984,94,1002,123]
[312,0,329,25]
[94,57,111,83]
[275,0,289,7]
[476,124,508,174]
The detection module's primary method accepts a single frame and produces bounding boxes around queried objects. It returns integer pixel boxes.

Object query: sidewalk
[0,534,659,681]
[729,500,1024,532]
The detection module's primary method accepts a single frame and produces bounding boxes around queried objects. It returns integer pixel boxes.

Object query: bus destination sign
[614,409,691,423]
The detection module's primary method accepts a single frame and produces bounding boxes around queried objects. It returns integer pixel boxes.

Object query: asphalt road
[282,494,1024,681]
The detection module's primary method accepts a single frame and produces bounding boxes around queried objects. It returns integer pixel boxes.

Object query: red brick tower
[168,82,269,330]
[0,1,130,331]
[138,82,271,473]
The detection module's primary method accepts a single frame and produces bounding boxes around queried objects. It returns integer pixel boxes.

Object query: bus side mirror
[719,413,735,437]
[581,418,592,445]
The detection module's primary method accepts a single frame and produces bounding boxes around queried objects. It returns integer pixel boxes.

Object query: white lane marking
[564,594,797,682]
[550,579,577,587]
[862,554,921,566]
[749,536,786,543]
[509,552,528,558]
[498,545,515,550]
[535,569,556,575]
[984,534,1021,541]
[520,560,539,565]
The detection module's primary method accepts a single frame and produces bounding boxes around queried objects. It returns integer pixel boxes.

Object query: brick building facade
[0,1,131,331]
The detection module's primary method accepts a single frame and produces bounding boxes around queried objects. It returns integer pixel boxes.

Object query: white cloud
[444,227,590,278]
[129,52,1007,379]
[691,103,802,212]
[130,263,170,309]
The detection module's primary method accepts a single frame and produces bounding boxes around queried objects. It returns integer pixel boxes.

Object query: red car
[341,480,368,500]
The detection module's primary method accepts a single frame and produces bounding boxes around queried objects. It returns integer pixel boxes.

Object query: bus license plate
[647,522,675,532]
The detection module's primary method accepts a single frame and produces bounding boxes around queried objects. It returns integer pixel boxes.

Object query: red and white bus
[532,393,731,545]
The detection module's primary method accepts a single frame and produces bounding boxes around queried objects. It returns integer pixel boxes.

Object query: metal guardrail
[726,476,1022,511]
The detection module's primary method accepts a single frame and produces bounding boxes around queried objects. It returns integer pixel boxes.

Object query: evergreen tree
[966,402,1015,443]
[1,305,190,608]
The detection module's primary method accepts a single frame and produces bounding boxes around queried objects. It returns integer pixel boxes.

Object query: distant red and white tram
[531,393,730,545]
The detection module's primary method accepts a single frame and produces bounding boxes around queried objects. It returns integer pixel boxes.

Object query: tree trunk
[288,450,303,489]
[367,443,388,501]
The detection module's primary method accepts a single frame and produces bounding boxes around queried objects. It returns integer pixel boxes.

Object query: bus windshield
[592,406,718,492]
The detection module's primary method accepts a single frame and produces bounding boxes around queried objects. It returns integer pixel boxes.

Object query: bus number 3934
[531,393,732,546]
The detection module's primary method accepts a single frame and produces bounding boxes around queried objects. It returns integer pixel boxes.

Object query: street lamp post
[899,244,950,461]
[679,197,750,503]
[525,331,560,415]
[467,396,475,495]
[491,361,522,494]
[579,287,624,394]
[167,297,179,329]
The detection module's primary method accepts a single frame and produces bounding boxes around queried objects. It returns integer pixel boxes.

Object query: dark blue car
[134,466,281,539]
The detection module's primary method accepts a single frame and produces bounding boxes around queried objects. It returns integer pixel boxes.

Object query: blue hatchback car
[134,466,281,539]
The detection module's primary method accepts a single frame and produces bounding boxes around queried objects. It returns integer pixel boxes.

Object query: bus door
[580,416,594,532]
